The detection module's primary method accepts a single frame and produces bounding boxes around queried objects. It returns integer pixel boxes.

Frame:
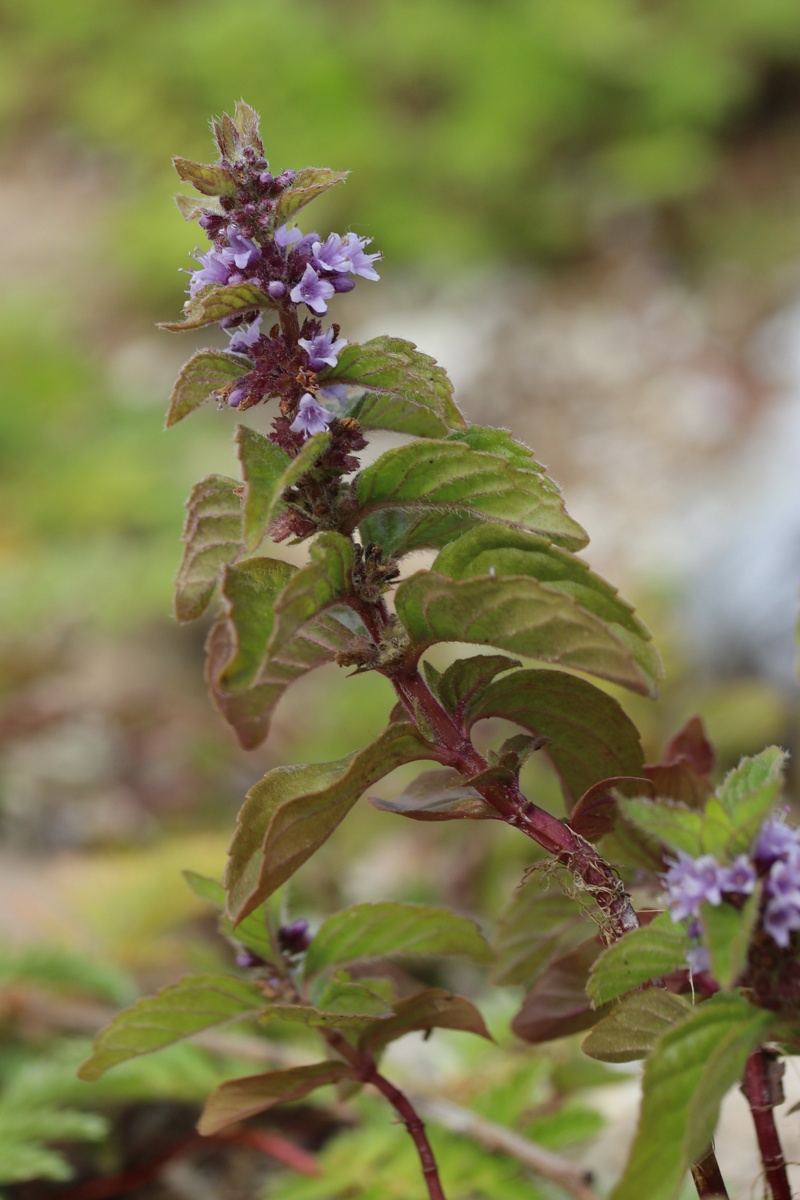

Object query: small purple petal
[330,274,356,293]
[226,225,261,270]
[275,223,303,249]
[298,327,348,371]
[720,855,756,896]
[319,383,348,404]
[228,386,247,409]
[662,850,726,921]
[686,942,711,975]
[188,247,232,295]
[290,264,335,314]
[290,392,335,437]
[267,280,287,299]
[754,815,800,867]
[764,896,800,948]
[341,232,381,280]
[311,233,350,274]
[227,316,263,355]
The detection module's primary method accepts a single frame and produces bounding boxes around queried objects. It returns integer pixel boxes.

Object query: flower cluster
[661,813,800,965]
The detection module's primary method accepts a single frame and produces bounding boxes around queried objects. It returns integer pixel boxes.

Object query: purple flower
[312,233,351,274]
[754,815,800,867]
[298,327,348,371]
[720,855,756,896]
[662,851,726,921]
[275,223,303,250]
[319,383,348,404]
[290,392,335,437]
[686,942,711,975]
[330,274,356,294]
[764,897,800,948]
[226,224,260,270]
[227,385,247,409]
[267,280,287,299]
[227,316,263,355]
[188,247,233,295]
[290,264,335,314]
[341,232,381,280]
[278,919,312,955]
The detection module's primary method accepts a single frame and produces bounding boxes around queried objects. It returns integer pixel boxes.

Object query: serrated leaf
[216,557,295,689]
[706,747,788,858]
[433,525,661,693]
[268,533,355,654]
[587,912,689,1006]
[160,281,274,332]
[354,440,587,554]
[358,987,493,1055]
[233,100,263,151]
[175,193,222,221]
[304,902,492,978]
[274,167,349,224]
[173,156,238,196]
[609,994,775,1200]
[511,941,607,1044]
[175,474,242,622]
[325,336,465,436]
[77,974,267,1080]
[199,1061,354,1136]
[212,113,238,159]
[583,990,693,1063]
[235,425,292,550]
[465,669,644,806]
[492,879,596,988]
[622,797,703,856]
[226,723,442,922]
[371,766,498,821]
[699,890,761,990]
[716,746,787,815]
[166,349,250,427]
[435,654,521,717]
[446,425,545,468]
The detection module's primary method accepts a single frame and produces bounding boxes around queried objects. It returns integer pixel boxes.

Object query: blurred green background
[2,0,800,1192]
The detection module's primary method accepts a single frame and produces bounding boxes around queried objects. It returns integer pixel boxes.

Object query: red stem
[690,1145,730,1198]
[743,1049,792,1200]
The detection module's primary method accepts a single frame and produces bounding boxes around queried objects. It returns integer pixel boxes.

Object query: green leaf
[0,943,136,1006]
[446,425,546,468]
[311,975,395,1018]
[432,525,662,694]
[182,871,275,963]
[492,880,596,988]
[274,167,349,224]
[610,993,775,1200]
[583,990,693,1063]
[199,1061,354,1136]
[435,654,521,717]
[358,987,493,1056]
[465,668,644,805]
[172,156,237,196]
[622,797,703,856]
[225,723,442,922]
[0,1109,107,1185]
[304,902,492,977]
[77,974,267,1080]
[699,890,761,990]
[235,425,292,551]
[166,348,250,427]
[354,440,587,554]
[175,193,222,221]
[268,533,355,654]
[252,429,333,539]
[587,913,690,1006]
[371,766,499,821]
[705,747,788,858]
[325,336,466,436]
[159,281,274,332]
[232,100,263,151]
[511,941,607,1044]
[175,474,242,623]
[216,557,295,689]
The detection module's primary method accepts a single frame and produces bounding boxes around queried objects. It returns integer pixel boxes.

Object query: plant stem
[690,1145,729,1198]
[743,1049,792,1200]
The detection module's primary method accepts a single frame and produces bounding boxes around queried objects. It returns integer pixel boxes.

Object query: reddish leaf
[643,716,715,808]
[511,940,608,1044]
[569,775,653,842]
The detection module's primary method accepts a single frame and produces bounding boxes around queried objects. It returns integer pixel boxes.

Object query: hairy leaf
[587,912,689,1006]
[199,1061,353,1136]
[175,193,222,221]
[274,167,349,224]
[699,890,761,990]
[511,941,607,1044]
[435,654,521,717]
[583,990,693,1063]
[175,475,242,623]
[172,156,237,196]
[465,669,644,805]
[226,723,442,922]
[166,349,250,427]
[610,994,775,1200]
[235,425,291,550]
[492,878,596,987]
[705,746,788,858]
[324,336,465,436]
[621,797,703,856]
[160,281,274,332]
[354,439,587,553]
[268,533,355,654]
[77,975,266,1080]
[215,557,295,690]
[358,987,493,1055]
[371,767,498,821]
[304,902,492,977]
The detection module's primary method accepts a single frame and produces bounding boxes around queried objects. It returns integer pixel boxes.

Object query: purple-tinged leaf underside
[273,167,349,225]
[160,282,275,332]
[354,439,587,554]
[166,349,250,427]
[569,776,652,842]
[446,666,644,808]
[586,912,689,1007]
[77,974,267,1081]
[267,533,356,655]
[175,475,243,623]
[323,336,466,437]
[433,654,521,719]
[172,156,238,196]
[225,723,444,922]
[609,994,775,1200]
[304,901,493,977]
[492,875,599,988]
[511,941,609,1045]
[357,987,493,1056]
[235,425,292,551]
[582,990,693,1063]
[371,767,499,822]
[199,1061,354,1136]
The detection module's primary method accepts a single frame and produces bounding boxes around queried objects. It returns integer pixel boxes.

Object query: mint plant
[79,102,800,1200]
